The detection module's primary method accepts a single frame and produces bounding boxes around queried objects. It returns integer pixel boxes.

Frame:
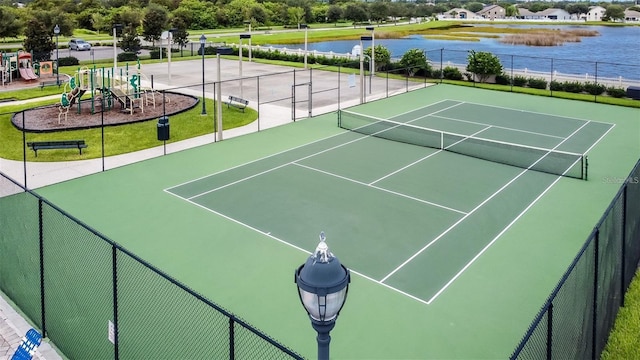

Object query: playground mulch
[12,91,198,132]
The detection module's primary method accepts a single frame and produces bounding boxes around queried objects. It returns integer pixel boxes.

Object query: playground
[1,51,56,87]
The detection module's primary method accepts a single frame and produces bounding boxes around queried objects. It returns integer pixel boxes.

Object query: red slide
[24,68,38,80]
[19,67,38,80]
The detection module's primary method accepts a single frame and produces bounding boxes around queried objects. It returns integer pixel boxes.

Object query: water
[266,25,640,79]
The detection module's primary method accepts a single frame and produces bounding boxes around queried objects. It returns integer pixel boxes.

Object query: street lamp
[295,232,350,360]
[200,34,207,115]
[301,24,308,69]
[244,20,252,62]
[365,26,375,76]
[239,34,250,98]
[167,28,177,84]
[112,24,122,78]
[53,24,60,85]
[360,36,372,104]
[216,47,233,141]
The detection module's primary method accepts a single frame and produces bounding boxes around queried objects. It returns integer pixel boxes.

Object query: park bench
[27,140,87,157]
[39,80,60,90]
[224,96,249,112]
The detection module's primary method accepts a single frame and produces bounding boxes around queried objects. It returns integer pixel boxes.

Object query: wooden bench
[224,96,249,112]
[27,140,87,157]
[39,80,60,90]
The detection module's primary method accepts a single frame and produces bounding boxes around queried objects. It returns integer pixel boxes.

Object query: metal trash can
[157,116,169,141]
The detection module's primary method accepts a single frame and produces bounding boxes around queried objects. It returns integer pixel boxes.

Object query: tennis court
[33,84,639,359]
[165,99,613,305]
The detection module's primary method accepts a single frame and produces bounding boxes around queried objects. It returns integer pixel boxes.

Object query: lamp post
[216,47,233,141]
[112,24,122,78]
[200,34,207,115]
[359,36,372,104]
[239,34,250,98]
[366,26,375,76]
[295,232,350,360]
[53,24,60,85]
[301,24,308,69]
[167,28,176,84]
[244,20,252,62]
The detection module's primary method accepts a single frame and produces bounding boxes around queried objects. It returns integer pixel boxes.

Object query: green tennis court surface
[36,85,640,359]
[166,99,613,304]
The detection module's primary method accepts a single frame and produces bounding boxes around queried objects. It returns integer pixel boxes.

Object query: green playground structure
[57,61,160,123]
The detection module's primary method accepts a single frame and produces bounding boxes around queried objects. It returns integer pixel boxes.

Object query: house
[585,6,606,21]
[477,5,506,20]
[516,8,542,20]
[624,9,640,22]
[441,8,474,20]
[538,8,572,21]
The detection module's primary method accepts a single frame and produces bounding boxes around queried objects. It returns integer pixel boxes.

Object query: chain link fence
[511,159,640,359]
[0,171,303,360]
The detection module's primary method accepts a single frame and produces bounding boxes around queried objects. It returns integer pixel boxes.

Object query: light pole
[295,232,350,360]
[244,20,252,62]
[112,24,122,78]
[239,34,250,98]
[53,24,60,85]
[200,34,206,115]
[216,47,233,141]
[167,28,176,84]
[301,24,308,69]
[366,26,375,76]
[360,36,372,104]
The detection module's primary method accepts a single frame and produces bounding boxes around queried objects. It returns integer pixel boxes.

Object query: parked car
[68,39,91,51]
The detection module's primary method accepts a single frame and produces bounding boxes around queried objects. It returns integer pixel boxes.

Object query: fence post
[621,185,627,307]
[546,303,553,360]
[22,112,27,190]
[591,229,599,360]
[112,245,119,360]
[229,317,235,360]
[38,199,46,336]
[257,77,260,132]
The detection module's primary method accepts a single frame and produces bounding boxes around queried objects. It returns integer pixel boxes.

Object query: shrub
[430,69,443,79]
[550,80,563,91]
[149,48,167,59]
[442,66,462,80]
[527,78,548,90]
[607,87,627,98]
[512,75,527,87]
[117,52,138,62]
[562,81,584,93]
[495,73,511,85]
[58,56,79,66]
[584,82,606,95]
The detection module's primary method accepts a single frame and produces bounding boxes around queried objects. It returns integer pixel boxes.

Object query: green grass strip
[601,270,640,360]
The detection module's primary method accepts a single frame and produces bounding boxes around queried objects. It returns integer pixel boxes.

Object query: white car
[69,39,91,51]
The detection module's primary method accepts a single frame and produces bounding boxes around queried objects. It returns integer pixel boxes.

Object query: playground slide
[18,67,37,80]
[24,68,38,80]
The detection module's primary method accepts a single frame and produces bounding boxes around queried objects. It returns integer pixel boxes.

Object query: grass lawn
[601,270,640,360]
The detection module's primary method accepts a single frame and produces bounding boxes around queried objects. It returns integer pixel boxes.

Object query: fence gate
[291,82,311,121]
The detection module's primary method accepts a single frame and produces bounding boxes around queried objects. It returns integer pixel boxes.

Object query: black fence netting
[511,159,640,360]
[0,170,303,360]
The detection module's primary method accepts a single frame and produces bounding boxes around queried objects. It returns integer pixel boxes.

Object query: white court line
[166,189,433,305]
[380,120,592,286]
[429,114,566,139]
[292,162,467,215]
[165,99,460,192]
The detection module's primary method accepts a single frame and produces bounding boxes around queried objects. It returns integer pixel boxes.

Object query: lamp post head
[361,36,373,41]
[200,34,206,45]
[54,24,60,35]
[295,232,350,324]
[240,34,251,39]
[365,26,374,31]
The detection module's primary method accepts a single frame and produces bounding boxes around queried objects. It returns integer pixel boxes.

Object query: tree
[505,5,519,18]
[466,50,503,83]
[142,3,169,45]
[603,5,624,22]
[399,48,430,77]
[364,45,390,72]
[170,12,189,48]
[0,6,22,39]
[369,1,389,23]
[565,3,588,16]
[326,5,342,24]
[119,24,142,53]
[22,18,55,61]
[465,2,484,13]
[343,3,368,23]
[248,5,268,27]
[288,6,305,27]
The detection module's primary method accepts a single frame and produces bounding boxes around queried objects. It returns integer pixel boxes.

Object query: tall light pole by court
[53,24,60,85]
[167,28,176,84]
[366,26,375,76]
[295,232,350,360]
[216,47,233,141]
[301,24,308,69]
[359,36,372,104]
[244,20,252,62]
[112,24,122,78]
[239,34,250,98]
[200,34,206,115]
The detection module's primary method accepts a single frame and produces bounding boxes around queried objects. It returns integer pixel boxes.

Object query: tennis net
[338,110,587,180]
